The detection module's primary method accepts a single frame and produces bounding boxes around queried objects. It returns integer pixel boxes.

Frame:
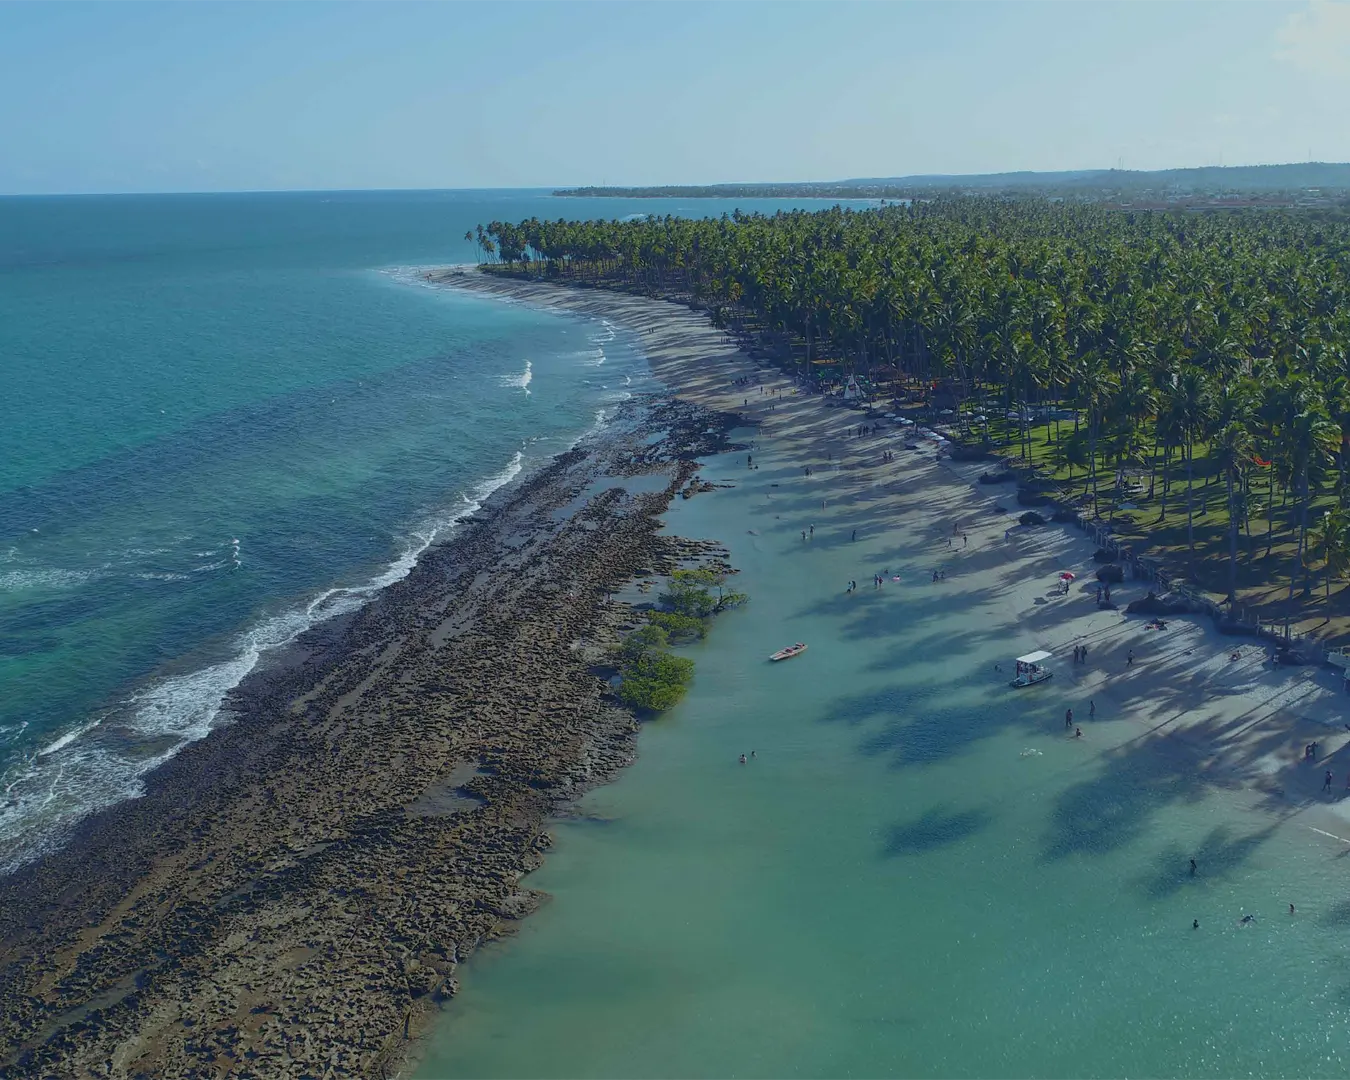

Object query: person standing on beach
[852,529,857,542]
[809,524,814,537]
[1065,708,1074,729]
[1324,769,1334,793]
[1127,649,1134,667]
[1089,699,1096,719]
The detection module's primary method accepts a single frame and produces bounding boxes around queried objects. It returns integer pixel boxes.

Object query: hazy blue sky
[2,1,1348,195]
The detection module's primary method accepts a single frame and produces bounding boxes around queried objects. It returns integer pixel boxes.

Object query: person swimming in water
[1193,919,1199,930]
[1240,913,1256,924]
[738,754,747,765]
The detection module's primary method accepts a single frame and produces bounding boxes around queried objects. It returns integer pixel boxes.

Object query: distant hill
[555,163,1350,200]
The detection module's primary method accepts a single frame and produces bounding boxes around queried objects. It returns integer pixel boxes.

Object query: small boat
[770,642,808,662]
[1009,650,1053,689]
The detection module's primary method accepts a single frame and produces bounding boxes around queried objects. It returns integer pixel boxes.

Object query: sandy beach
[9,267,1350,1078]
[442,268,1350,831]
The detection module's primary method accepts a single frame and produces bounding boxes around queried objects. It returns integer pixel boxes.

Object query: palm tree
[1281,403,1341,597]
[1077,352,1118,511]
[1314,508,1350,602]
[1166,367,1215,555]
[1213,420,1254,602]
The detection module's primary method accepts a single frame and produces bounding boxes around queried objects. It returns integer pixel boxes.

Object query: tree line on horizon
[470,201,1350,609]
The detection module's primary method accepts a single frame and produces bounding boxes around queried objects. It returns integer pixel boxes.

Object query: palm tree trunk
[1227,465,1239,603]
[1186,439,1196,553]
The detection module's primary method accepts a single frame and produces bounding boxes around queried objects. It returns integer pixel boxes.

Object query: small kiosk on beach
[1010,650,1053,689]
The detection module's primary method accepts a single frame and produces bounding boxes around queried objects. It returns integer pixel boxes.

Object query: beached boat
[769,642,807,662]
[1009,650,1053,688]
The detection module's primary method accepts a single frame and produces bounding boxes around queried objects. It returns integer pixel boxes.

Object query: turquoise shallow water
[419,435,1350,1079]
[0,191,874,870]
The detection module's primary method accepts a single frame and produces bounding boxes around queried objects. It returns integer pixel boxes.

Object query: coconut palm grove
[475,199,1350,634]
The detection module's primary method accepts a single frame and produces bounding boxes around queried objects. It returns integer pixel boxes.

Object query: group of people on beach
[1060,698,1098,739]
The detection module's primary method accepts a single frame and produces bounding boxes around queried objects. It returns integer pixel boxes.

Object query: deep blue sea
[0,189,874,872]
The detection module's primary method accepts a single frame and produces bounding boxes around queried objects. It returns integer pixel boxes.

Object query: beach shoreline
[440,268,1350,809]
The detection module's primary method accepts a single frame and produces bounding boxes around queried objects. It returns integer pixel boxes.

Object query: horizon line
[4,160,1349,200]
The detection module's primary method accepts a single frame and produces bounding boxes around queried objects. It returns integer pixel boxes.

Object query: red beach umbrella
[1059,571,1075,581]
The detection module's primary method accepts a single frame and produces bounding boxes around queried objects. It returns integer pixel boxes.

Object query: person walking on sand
[1089,699,1096,719]
[1324,769,1334,793]
[1065,707,1074,729]
[1127,649,1134,667]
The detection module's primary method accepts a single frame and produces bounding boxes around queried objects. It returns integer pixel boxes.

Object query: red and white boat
[769,642,808,662]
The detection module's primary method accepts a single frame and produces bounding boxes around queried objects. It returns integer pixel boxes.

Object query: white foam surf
[0,448,532,874]
[500,359,533,393]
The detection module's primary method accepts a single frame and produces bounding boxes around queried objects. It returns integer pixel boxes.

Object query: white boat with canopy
[1010,650,1053,688]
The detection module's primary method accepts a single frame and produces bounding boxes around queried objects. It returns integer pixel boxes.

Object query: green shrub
[612,568,748,714]
[660,568,748,618]
[618,623,670,664]
[646,611,707,642]
[616,651,695,712]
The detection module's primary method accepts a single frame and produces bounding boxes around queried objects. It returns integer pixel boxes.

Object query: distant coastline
[554,162,1350,203]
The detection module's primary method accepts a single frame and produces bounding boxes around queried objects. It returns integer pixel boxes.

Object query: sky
[1,0,1348,195]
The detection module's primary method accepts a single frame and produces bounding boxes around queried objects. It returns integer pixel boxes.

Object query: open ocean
[0,189,872,872]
